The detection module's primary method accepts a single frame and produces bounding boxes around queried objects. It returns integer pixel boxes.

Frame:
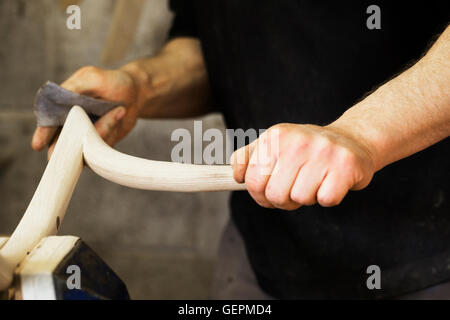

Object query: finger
[94,106,126,141]
[61,66,104,96]
[104,126,120,147]
[265,155,305,210]
[316,170,351,207]
[31,126,59,151]
[230,140,257,183]
[290,161,328,206]
[245,142,277,208]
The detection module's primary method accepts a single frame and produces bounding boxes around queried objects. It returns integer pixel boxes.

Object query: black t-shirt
[169,0,449,299]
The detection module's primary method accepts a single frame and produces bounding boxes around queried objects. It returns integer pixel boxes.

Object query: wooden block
[13,236,129,300]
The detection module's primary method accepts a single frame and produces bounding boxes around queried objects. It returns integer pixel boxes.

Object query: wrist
[326,116,383,172]
[119,61,151,116]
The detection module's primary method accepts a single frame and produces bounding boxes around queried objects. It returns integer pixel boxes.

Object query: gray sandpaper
[33,81,123,126]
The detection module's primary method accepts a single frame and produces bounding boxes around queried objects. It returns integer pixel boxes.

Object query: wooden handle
[0,106,246,290]
[84,125,246,192]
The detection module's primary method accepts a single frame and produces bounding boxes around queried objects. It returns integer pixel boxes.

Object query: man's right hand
[31,66,141,157]
[31,38,212,158]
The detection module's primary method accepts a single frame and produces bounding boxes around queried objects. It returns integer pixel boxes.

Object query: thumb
[95,106,127,141]
[230,140,257,183]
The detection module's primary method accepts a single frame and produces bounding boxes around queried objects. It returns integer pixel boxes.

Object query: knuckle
[265,185,288,206]
[269,123,283,131]
[291,136,310,154]
[339,148,357,164]
[234,149,248,166]
[78,65,104,82]
[336,149,361,176]
[80,65,99,74]
[245,174,266,194]
[315,136,333,153]
[269,123,288,138]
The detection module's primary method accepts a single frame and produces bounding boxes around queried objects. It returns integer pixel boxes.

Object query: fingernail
[115,107,127,121]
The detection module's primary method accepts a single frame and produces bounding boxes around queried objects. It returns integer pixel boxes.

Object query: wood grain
[84,124,247,192]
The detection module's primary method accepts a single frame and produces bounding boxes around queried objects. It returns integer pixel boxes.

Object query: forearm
[329,26,450,171]
[121,37,213,119]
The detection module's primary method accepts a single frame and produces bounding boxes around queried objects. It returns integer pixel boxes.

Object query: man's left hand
[230,123,376,210]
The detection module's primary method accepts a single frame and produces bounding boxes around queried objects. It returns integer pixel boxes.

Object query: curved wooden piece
[0,106,246,291]
[0,107,88,290]
[83,126,246,192]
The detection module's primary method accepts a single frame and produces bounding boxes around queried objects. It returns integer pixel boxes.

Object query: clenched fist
[230,123,376,210]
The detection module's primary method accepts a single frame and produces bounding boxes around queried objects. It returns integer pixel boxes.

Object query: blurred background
[0,0,231,299]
